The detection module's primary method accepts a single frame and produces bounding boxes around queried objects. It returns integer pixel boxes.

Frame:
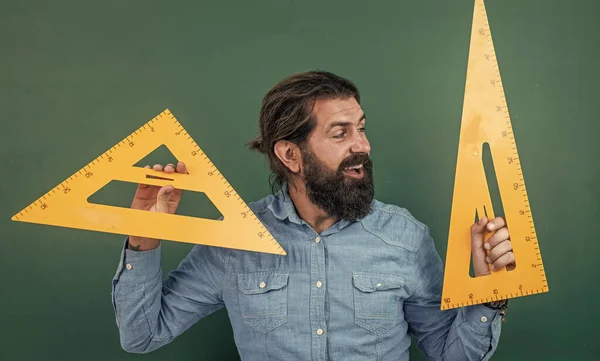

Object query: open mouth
[342,164,364,179]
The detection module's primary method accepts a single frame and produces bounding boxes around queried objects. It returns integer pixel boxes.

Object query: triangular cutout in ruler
[441,0,548,310]
[11,109,286,256]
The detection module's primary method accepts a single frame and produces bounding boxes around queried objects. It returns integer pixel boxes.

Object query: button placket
[310,233,327,360]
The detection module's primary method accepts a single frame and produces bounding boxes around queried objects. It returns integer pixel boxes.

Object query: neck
[287,179,337,234]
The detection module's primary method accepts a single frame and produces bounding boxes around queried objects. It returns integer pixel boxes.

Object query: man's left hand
[471,216,516,277]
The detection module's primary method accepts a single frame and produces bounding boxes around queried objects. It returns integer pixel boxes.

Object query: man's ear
[274,140,301,174]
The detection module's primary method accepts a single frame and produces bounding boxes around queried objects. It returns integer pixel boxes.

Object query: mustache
[338,153,371,170]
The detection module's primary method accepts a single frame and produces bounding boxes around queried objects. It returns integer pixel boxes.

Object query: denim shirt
[112,185,502,360]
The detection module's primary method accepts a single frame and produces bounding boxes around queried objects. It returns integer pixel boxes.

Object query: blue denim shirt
[112,185,502,360]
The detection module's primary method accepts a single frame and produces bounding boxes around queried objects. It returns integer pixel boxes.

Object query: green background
[2,0,598,360]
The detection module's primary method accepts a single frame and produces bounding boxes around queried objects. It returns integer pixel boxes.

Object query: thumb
[156,185,175,213]
[471,216,488,240]
[471,216,491,276]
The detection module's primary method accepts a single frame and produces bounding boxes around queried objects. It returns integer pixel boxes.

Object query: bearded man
[112,70,514,361]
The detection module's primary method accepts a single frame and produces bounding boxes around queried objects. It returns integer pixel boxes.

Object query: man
[112,71,514,360]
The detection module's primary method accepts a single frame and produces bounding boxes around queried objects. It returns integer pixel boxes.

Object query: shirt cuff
[460,303,501,335]
[113,237,162,283]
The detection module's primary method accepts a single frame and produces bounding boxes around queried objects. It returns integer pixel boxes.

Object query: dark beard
[300,147,374,222]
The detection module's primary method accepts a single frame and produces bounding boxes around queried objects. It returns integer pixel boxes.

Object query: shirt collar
[267,183,303,224]
[267,183,352,233]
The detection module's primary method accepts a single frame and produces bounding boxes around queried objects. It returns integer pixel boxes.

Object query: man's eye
[333,132,345,139]
[359,127,366,133]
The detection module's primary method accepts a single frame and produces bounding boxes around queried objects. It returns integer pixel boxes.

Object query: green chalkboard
[2,0,598,360]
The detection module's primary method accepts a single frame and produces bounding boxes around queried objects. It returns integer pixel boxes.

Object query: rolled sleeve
[456,304,502,360]
[111,238,161,326]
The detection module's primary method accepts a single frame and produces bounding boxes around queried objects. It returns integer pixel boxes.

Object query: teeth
[344,164,363,170]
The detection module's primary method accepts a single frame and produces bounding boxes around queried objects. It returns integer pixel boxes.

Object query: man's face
[299,97,374,221]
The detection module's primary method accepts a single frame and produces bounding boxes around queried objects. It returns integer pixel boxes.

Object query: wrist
[127,236,160,251]
[483,299,507,309]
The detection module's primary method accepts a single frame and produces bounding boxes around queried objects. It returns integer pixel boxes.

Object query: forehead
[311,97,364,129]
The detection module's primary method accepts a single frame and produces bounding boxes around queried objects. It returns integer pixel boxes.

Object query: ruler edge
[440,0,549,309]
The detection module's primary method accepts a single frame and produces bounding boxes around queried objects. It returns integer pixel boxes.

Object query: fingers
[176,161,188,174]
[164,163,176,173]
[486,216,506,232]
[153,162,186,174]
[482,216,514,271]
[484,227,509,250]
[486,239,512,265]
[488,250,515,271]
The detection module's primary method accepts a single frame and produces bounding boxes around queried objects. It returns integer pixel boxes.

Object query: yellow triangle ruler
[441,0,548,310]
[11,109,286,256]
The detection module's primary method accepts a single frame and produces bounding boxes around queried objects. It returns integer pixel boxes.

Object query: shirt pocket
[352,272,404,335]
[237,272,289,334]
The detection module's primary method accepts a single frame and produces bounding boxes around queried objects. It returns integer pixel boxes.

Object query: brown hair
[248,70,361,192]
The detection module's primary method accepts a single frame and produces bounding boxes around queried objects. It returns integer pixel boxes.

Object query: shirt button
[259,281,266,289]
[316,328,324,336]
[480,316,488,323]
[316,281,322,288]
[125,263,132,270]
[315,237,321,243]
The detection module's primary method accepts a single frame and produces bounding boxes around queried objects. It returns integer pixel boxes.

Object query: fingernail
[488,223,495,230]
[484,243,491,250]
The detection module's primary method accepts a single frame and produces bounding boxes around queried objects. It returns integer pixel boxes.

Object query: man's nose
[351,134,371,154]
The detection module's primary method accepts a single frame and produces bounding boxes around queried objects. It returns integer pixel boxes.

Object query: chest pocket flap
[353,272,404,292]
[238,273,288,295]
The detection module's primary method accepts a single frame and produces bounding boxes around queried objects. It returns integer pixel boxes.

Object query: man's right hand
[128,161,187,251]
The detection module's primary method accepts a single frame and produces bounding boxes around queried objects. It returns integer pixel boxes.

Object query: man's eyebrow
[325,113,366,132]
